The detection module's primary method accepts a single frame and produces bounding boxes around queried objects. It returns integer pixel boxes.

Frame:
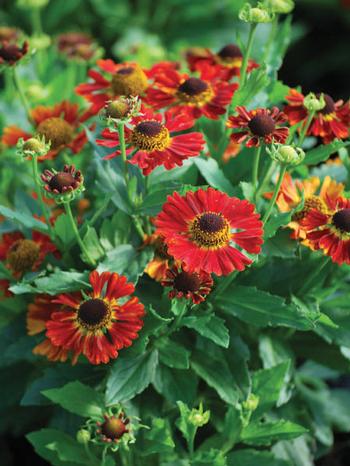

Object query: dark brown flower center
[218,44,242,59]
[198,212,225,233]
[317,93,335,115]
[101,417,128,440]
[78,298,109,328]
[248,114,276,137]
[117,67,134,75]
[174,271,201,293]
[178,78,208,96]
[6,239,40,274]
[37,117,74,150]
[48,172,76,193]
[136,121,163,137]
[0,43,21,61]
[332,208,350,233]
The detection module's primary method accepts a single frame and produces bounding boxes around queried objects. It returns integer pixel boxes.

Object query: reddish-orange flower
[155,188,263,276]
[145,65,237,120]
[143,233,172,282]
[186,43,259,80]
[284,89,350,143]
[96,107,205,175]
[0,230,57,278]
[161,264,213,304]
[303,197,350,264]
[227,106,289,147]
[2,101,88,161]
[46,271,145,365]
[0,40,28,65]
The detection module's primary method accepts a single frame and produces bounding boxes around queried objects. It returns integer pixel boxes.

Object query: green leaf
[153,364,198,406]
[106,351,158,404]
[193,157,235,195]
[10,270,89,295]
[42,381,104,419]
[240,420,308,446]
[176,401,197,450]
[182,313,229,348]
[231,66,270,109]
[82,226,105,262]
[139,181,181,215]
[191,351,239,405]
[264,212,292,240]
[53,213,76,245]
[217,286,313,330]
[143,418,175,455]
[304,140,350,165]
[157,337,190,369]
[228,448,291,466]
[0,204,48,232]
[192,449,227,466]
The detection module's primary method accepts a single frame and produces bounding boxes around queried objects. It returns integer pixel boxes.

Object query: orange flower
[144,233,172,281]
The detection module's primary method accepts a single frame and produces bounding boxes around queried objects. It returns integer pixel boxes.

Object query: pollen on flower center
[218,44,243,60]
[111,65,148,96]
[317,93,335,115]
[6,239,40,273]
[292,195,328,221]
[173,271,201,292]
[77,298,111,330]
[48,172,76,193]
[101,417,128,440]
[332,208,350,233]
[177,78,213,106]
[37,117,74,149]
[248,114,276,137]
[190,212,231,249]
[131,120,170,152]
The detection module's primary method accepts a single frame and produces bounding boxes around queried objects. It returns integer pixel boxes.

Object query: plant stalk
[263,164,287,224]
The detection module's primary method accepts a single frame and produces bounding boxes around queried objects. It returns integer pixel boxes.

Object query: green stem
[12,67,32,123]
[79,194,113,236]
[65,62,77,100]
[239,23,257,87]
[31,155,55,239]
[298,111,315,146]
[117,122,129,184]
[64,202,96,266]
[31,7,43,35]
[263,164,287,224]
[252,144,262,195]
[255,160,276,201]
[210,272,238,301]
[262,16,278,61]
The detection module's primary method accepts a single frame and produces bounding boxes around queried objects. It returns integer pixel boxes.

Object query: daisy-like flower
[46,271,145,365]
[161,264,213,304]
[0,231,57,278]
[155,188,263,276]
[303,197,350,264]
[227,106,289,147]
[284,89,350,143]
[41,164,84,203]
[143,233,173,282]
[95,411,131,445]
[265,173,344,241]
[56,32,101,62]
[2,101,88,161]
[27,294,70,363]
[145,65,237,120]
[187,43,259,80]
[0,40,28,66]
[96,107,205,175]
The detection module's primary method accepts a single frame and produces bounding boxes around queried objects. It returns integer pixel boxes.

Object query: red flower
[1,101,88,161]
[96,107,204,175]
[303,197,350,265]
[186,43,259,80]
[0,230,57,278]
[284,89,350,144]
[46,271,145,365]
[161,264,213,304]
[227,106,289,147]
[155,188,263,276]
[56,32,98,61]
[0,40,28,65]
[145,65,237,120]
[143,233,172,282]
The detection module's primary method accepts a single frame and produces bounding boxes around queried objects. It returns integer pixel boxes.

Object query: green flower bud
[239,2,275,23]
[16,0,49,9]
[268,144,305,166]
[17,136,51,159]
[242,393,259,412]
[303,92,326,112]
[264,0,294,14]
[188,403,210,427]
[26,83,49,101]
[76,429,91,444]
[102,96,142,124]
[30,34,51,50]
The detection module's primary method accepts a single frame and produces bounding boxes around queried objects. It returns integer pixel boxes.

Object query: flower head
[16,135,50,159]
[97,108,204,175]
[264,0,294,14]
[144,234,172,281]
[96,411,131,445]
[57,32,102,63]
[41,164,84,203]
[162,265,213,304]
[239,2,275,22]
[102,96,141,124]
[0,40,28,66]
[227,106,289,147]
[155,188,263,276]
[46,271,145,365]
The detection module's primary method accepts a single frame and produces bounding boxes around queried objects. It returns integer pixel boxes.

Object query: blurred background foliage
[0,0,349,98]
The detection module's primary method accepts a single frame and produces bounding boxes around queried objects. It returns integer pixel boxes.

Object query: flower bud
[239,2,275,23]
[242,393,259,412]
[17,136,51,159]
[76,429,91,444]
[264,0,295,14]
[303,92,326,112]
[188,403,210,427]
[102,96,142,124]
[268,144,305,166]
[16,0,49,9]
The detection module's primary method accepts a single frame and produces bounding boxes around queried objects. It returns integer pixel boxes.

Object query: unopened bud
[264,0,294,14]
[76,429,91,444]
[303,92,326,112]
[268,144,305,166]
[239,2,275,23]
[188,403,210,427]
[105,98,130,119]
[17,136,50,159]
[242,393,259,412]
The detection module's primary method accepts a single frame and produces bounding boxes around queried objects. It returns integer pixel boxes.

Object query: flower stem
[117,121,129,184]
[31,155,55,239]
[298,111,315,146]
[255,160,277,200]
[263,164,287,224]
[252,144,262,195]
[12,67,32,123]
[64,202,96,266]
[262,15,278,61]
[31,7,43,35]
[239,23,257,87]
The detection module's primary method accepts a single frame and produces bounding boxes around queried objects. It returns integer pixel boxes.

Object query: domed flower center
[190,212,231,249]
[48,172,76,193]
[178,78,208,96]
[248,114,276,137]
[177,78,213,106]
[77,298,110,330]
[218,44,242,60]
[0,43,20,61]
[6,239,40,274]
[332,208,350,233]
[174,271,201,292]
[101,417,128,440]
[37,117,74,150]
[111,65,148,96]
[131,120,170,152]
[317,93,335,115]
[292,195,328,222]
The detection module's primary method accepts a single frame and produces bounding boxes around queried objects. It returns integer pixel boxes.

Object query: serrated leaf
[182,314,229,348]
[194,157,235,195]
[228,448,291,466]
[157,337,190,369]
[143,418,175,455]
[53,213,76,245]
[82,226,105,262]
